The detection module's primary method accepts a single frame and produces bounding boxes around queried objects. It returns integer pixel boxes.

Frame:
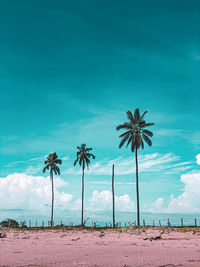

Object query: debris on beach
[0,232,6,238]
[98,231,105,238]
[71,237,80,241]
[143,235,162,241]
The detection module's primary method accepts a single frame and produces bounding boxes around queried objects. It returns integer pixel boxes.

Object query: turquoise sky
[0,0,200,215]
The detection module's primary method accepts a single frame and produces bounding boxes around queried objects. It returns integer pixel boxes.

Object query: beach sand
[1,227,200,267]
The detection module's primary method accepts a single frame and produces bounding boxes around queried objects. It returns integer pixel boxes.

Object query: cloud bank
[0,173,73,213]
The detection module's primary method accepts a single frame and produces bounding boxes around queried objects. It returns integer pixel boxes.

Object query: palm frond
[85,148,92,151]
[119,134,130,148]
[89,153,95,159]
[85,158,90,169]
[141,138,144,149]
[43,165,49,173]
[141,122,155,128]
[134,108,140,121]
[140,111,148,121]
[54,159,62,165]
[116,122,132,131]
[54,165,60,175]
[143,129,153,137]
[142,134,152,146]
[119,129,132,138]
[74,158,79,166]
[126,136,132,148]
[131,138,135,152]
[126,110,135,124]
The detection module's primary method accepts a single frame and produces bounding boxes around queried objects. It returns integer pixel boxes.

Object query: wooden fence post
[35,220,37,228]
[112,164,115,228]
[167,218,170,227]
[195,218,197,227]
[159,220,161,227]
[153,220,155,227]
[143,219,145,226]
[181,218,183,227]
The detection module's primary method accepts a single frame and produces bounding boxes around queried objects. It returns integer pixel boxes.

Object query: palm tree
[43,152,62,227]
[74,144,95,226]
[116,108,154,226]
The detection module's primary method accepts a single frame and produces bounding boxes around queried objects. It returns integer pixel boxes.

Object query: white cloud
[0,173,73,213]
[147,198,165,213]
[66,152,192,176]
[147,154,200,213]
[62,156,69,161]
[166,172,200,213]
[88,190,134,211]
[196,154,200,165]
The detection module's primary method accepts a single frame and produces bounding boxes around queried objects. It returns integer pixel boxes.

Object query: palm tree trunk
[81,165,84,226]
[50,169,54,227]
[112,164,115,228]
[135,147,140,226]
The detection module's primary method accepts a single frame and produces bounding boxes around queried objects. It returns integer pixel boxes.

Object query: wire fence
[4,217,200,228]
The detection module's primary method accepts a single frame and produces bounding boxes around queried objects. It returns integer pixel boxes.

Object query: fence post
[29,220,31,228]
[8,220,10,228]
[167,218,170,227]
[181,218,183,227]
[153,220,155,227]
[143,219,145,226]
[42,221,44,227]
[195,218,197,227]
[159,220,161,227]
[112,164,115,228]
[35,220,37,228]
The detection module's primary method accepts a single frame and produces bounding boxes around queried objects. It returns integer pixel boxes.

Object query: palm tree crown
[43,152,62,176]
[116,108,154,151]
[74,144,95,169]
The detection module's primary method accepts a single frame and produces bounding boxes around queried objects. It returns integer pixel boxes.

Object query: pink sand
[1,227,200,266]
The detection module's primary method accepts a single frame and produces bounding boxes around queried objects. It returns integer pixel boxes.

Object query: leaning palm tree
[116,109,154,226]
[43,152,62,227]
[74,144,95,226]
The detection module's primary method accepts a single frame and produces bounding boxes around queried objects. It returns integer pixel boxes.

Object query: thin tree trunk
[135,147,140,226]
[112,164,115,228]
[50,169,54,227]
[81,165,84,226]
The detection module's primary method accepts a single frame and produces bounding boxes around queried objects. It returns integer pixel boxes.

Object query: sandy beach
[1,227,200,267]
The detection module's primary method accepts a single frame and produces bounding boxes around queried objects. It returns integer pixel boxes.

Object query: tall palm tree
[74,144,95,226]
[43,152,62,227]
[116,108,154,226]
